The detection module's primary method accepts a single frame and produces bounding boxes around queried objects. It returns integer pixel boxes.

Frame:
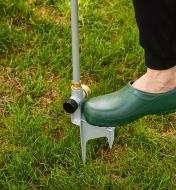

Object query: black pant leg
[133,0,176,70]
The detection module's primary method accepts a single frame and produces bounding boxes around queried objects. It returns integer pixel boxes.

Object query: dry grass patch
[0,139,21,154]
[0,67,23,94]
[36,71,59,108]
[0,66,24,114]
[37,87,57,108]
[161,130,176,139]
[33,6,62,24]
[50,128,65,143]
[96,144,125,165]
[81,73,98,86]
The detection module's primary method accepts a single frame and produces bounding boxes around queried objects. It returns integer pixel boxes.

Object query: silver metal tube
[71,0,80,83]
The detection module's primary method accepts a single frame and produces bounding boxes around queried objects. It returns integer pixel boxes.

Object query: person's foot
[83,81,176,127]
[132,66,176,93]
[83,66,176,127]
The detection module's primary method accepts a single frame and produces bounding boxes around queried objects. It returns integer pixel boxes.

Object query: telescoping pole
[63,0,82,114]
[71,0,81,86]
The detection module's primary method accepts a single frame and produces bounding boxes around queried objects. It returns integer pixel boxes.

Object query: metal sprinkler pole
[63,0,115,164]
[71,0,80,84]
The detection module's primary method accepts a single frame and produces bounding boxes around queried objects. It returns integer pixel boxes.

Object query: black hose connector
[63,99,78,114]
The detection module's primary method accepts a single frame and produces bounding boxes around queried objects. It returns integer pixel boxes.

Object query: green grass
[0,0,176,189]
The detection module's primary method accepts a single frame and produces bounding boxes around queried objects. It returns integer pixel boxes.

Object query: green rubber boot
[83,82,176,127]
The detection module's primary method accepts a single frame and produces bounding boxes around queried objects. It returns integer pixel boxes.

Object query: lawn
[0,0,176,189]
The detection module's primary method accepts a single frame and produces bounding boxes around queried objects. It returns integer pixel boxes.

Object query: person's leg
[83,0,176,127]
[132,0,176,93]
